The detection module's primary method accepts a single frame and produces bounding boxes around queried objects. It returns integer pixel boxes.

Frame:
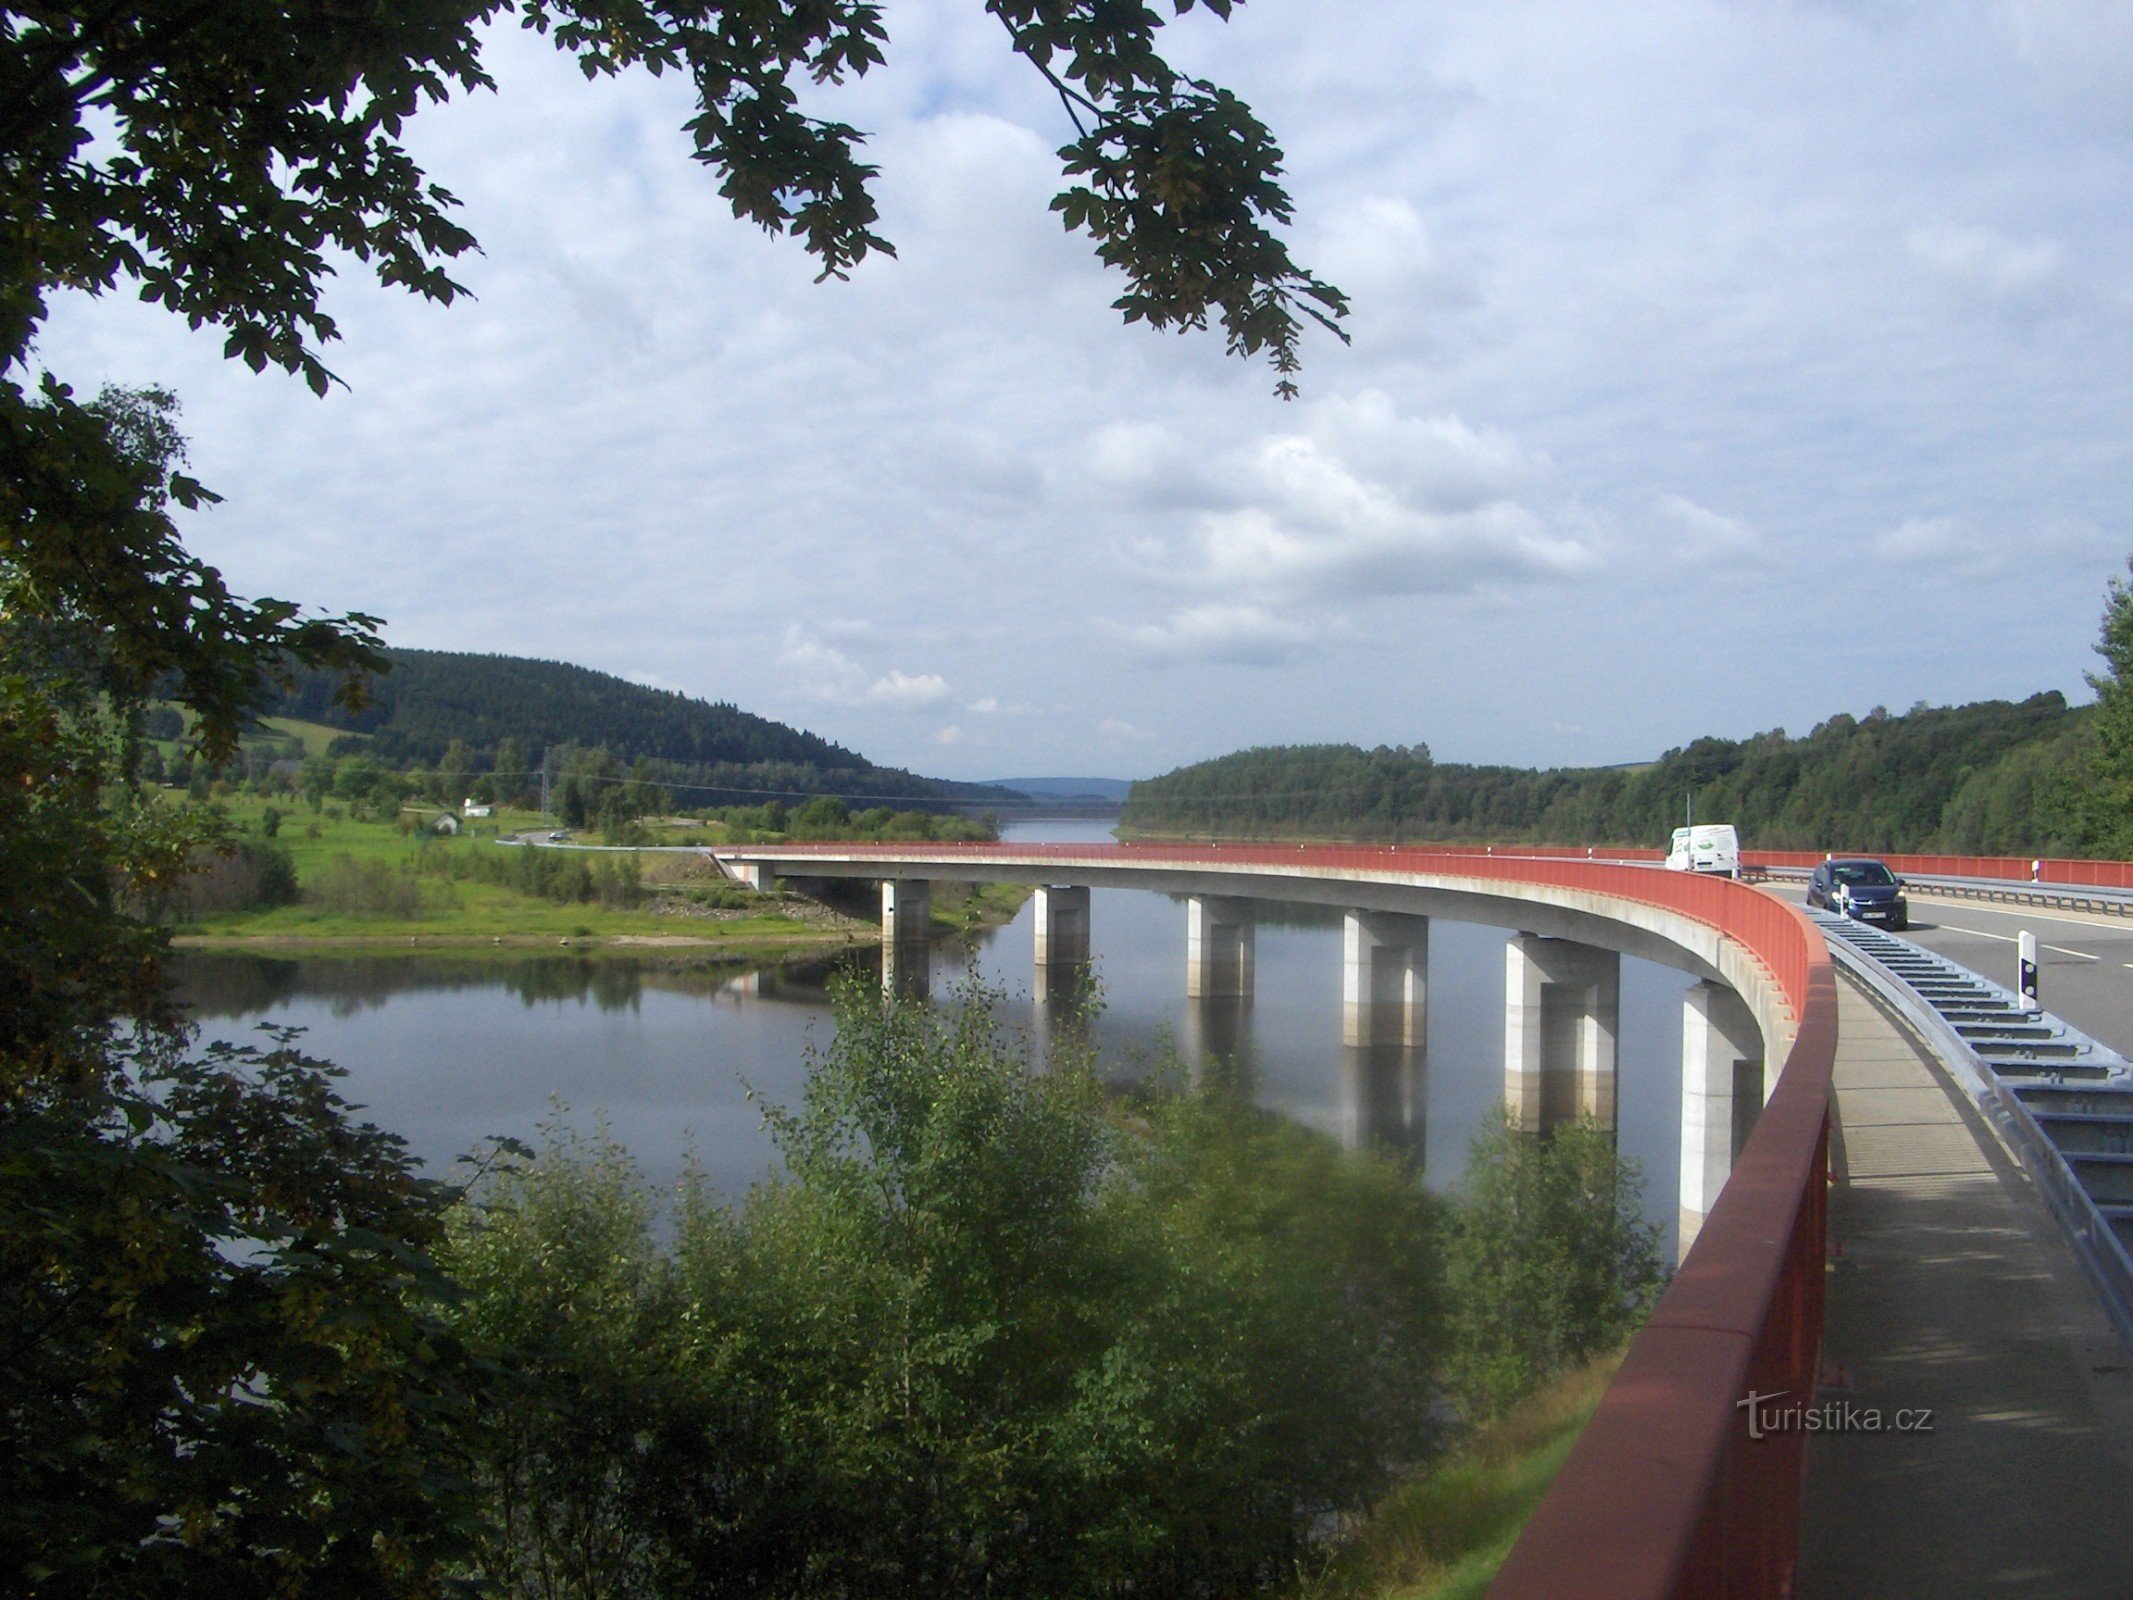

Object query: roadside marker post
[2018,930,2041,1012]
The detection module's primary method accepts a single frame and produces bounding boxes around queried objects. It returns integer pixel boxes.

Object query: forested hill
[265,648,1007,806]
[1121,693,2088,855]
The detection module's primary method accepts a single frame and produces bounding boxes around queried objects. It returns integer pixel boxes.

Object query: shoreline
[170,928,871,956]
[168,883,1032,958]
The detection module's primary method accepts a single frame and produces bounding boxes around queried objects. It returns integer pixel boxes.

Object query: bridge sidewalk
[1797,974,2133,1597]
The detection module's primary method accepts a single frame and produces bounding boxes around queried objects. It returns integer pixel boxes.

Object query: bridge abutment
[728,860,777,892]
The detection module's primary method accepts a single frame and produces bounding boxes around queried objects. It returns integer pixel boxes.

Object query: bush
[308,854,442,918]
[421,841,646,909]
[1443,1114,1666,1420]
[158,838,301,918]
[443,977,1448,1600]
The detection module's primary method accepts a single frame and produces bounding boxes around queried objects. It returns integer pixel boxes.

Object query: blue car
[1808,857,1909,930]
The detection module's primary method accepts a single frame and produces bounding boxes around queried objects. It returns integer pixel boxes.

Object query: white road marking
[1904,892,2133,936]
[1935,924,2098,960]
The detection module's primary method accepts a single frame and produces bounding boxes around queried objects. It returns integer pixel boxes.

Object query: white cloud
[933,724,965,745]
[1164,392,1598,604]
[866,669,953,708]
[1084,421,1231,510]
[777,629,951,709]
[1097,717,1157,743]
[1872,514,2013,577]
[29,5,2133,775]
[1905,223,2064,303]
[966,696,999,713]
[1117,605,1320,667]
[1655,493,1768,566]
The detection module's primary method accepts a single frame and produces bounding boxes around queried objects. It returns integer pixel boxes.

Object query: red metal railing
[1122,834,2133,887]
[728,840,1836,1597]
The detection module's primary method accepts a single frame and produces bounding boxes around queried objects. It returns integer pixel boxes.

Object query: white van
[1667,824,1740,878]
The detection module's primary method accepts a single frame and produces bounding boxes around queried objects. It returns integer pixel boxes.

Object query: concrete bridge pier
[1678,979,1766,1256]
[1343,911,1428,1048]
[881,879,932,941]
[1030,886,1095,1059]
[1186,896,1255,999]
[881,879,932,999]
[1033,886,1090,989]
[1503,934,1620,1135]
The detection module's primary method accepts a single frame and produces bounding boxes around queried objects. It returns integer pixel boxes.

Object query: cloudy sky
[36,0,2133,781]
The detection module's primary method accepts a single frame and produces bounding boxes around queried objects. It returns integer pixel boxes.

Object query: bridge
[714,839,1831,1595]
[711,838,2133,1596]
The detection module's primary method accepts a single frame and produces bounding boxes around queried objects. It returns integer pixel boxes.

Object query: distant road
[1768,882,2133,1059]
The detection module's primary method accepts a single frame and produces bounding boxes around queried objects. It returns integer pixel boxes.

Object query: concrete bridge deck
[1799,973,2133,1597]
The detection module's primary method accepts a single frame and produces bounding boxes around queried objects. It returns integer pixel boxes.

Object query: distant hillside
[264,648,1010,808]
[1122,693,2087,855]
[985,777,1135,804]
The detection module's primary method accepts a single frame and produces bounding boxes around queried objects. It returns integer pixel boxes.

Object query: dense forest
[1122,693,2087,855]
[263,648,1012,810]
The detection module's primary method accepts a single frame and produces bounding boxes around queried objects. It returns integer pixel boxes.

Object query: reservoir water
[172,820,1694,1247]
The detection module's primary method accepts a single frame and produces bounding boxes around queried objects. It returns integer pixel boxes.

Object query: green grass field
[254,715,356,759]
[171,794,1022,950]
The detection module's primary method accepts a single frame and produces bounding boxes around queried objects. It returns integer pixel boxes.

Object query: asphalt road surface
[1771,883,2133,1059]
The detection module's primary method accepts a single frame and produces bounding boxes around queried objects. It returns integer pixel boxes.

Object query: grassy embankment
[1296,1348,1624,1600]
[173,792,1026,952]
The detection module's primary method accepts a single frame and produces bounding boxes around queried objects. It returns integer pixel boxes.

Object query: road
[1770,883,2133,1059]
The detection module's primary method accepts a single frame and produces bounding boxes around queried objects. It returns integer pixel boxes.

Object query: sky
[34,0,2133,781]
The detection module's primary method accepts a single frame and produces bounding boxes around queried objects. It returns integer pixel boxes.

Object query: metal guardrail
[1757,863,2133,918]
[1815,915,2133,1353]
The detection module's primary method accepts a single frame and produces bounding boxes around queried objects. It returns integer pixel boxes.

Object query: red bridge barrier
[727,840,1836,1599]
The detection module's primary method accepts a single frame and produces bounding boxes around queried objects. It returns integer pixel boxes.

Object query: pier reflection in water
[170,834,1694,1246]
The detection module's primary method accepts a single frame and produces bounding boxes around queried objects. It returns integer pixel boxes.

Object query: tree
[493,736,530,807]
[3,1,1343,407]
[0,382,381,764]
[1442,1114,1665,1419]
[0,9,1349,1590]
[1,405,482,1599]
[2070,558,2133,855]
[439,976,1444,1600]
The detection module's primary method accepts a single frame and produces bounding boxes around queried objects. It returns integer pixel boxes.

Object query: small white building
[462,800,493,819]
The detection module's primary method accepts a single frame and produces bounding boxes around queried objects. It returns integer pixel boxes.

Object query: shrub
[443,977,1449,1600]
[1443,1114,1666,1420]
[307,854,436,918]
[157,838,301,918]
